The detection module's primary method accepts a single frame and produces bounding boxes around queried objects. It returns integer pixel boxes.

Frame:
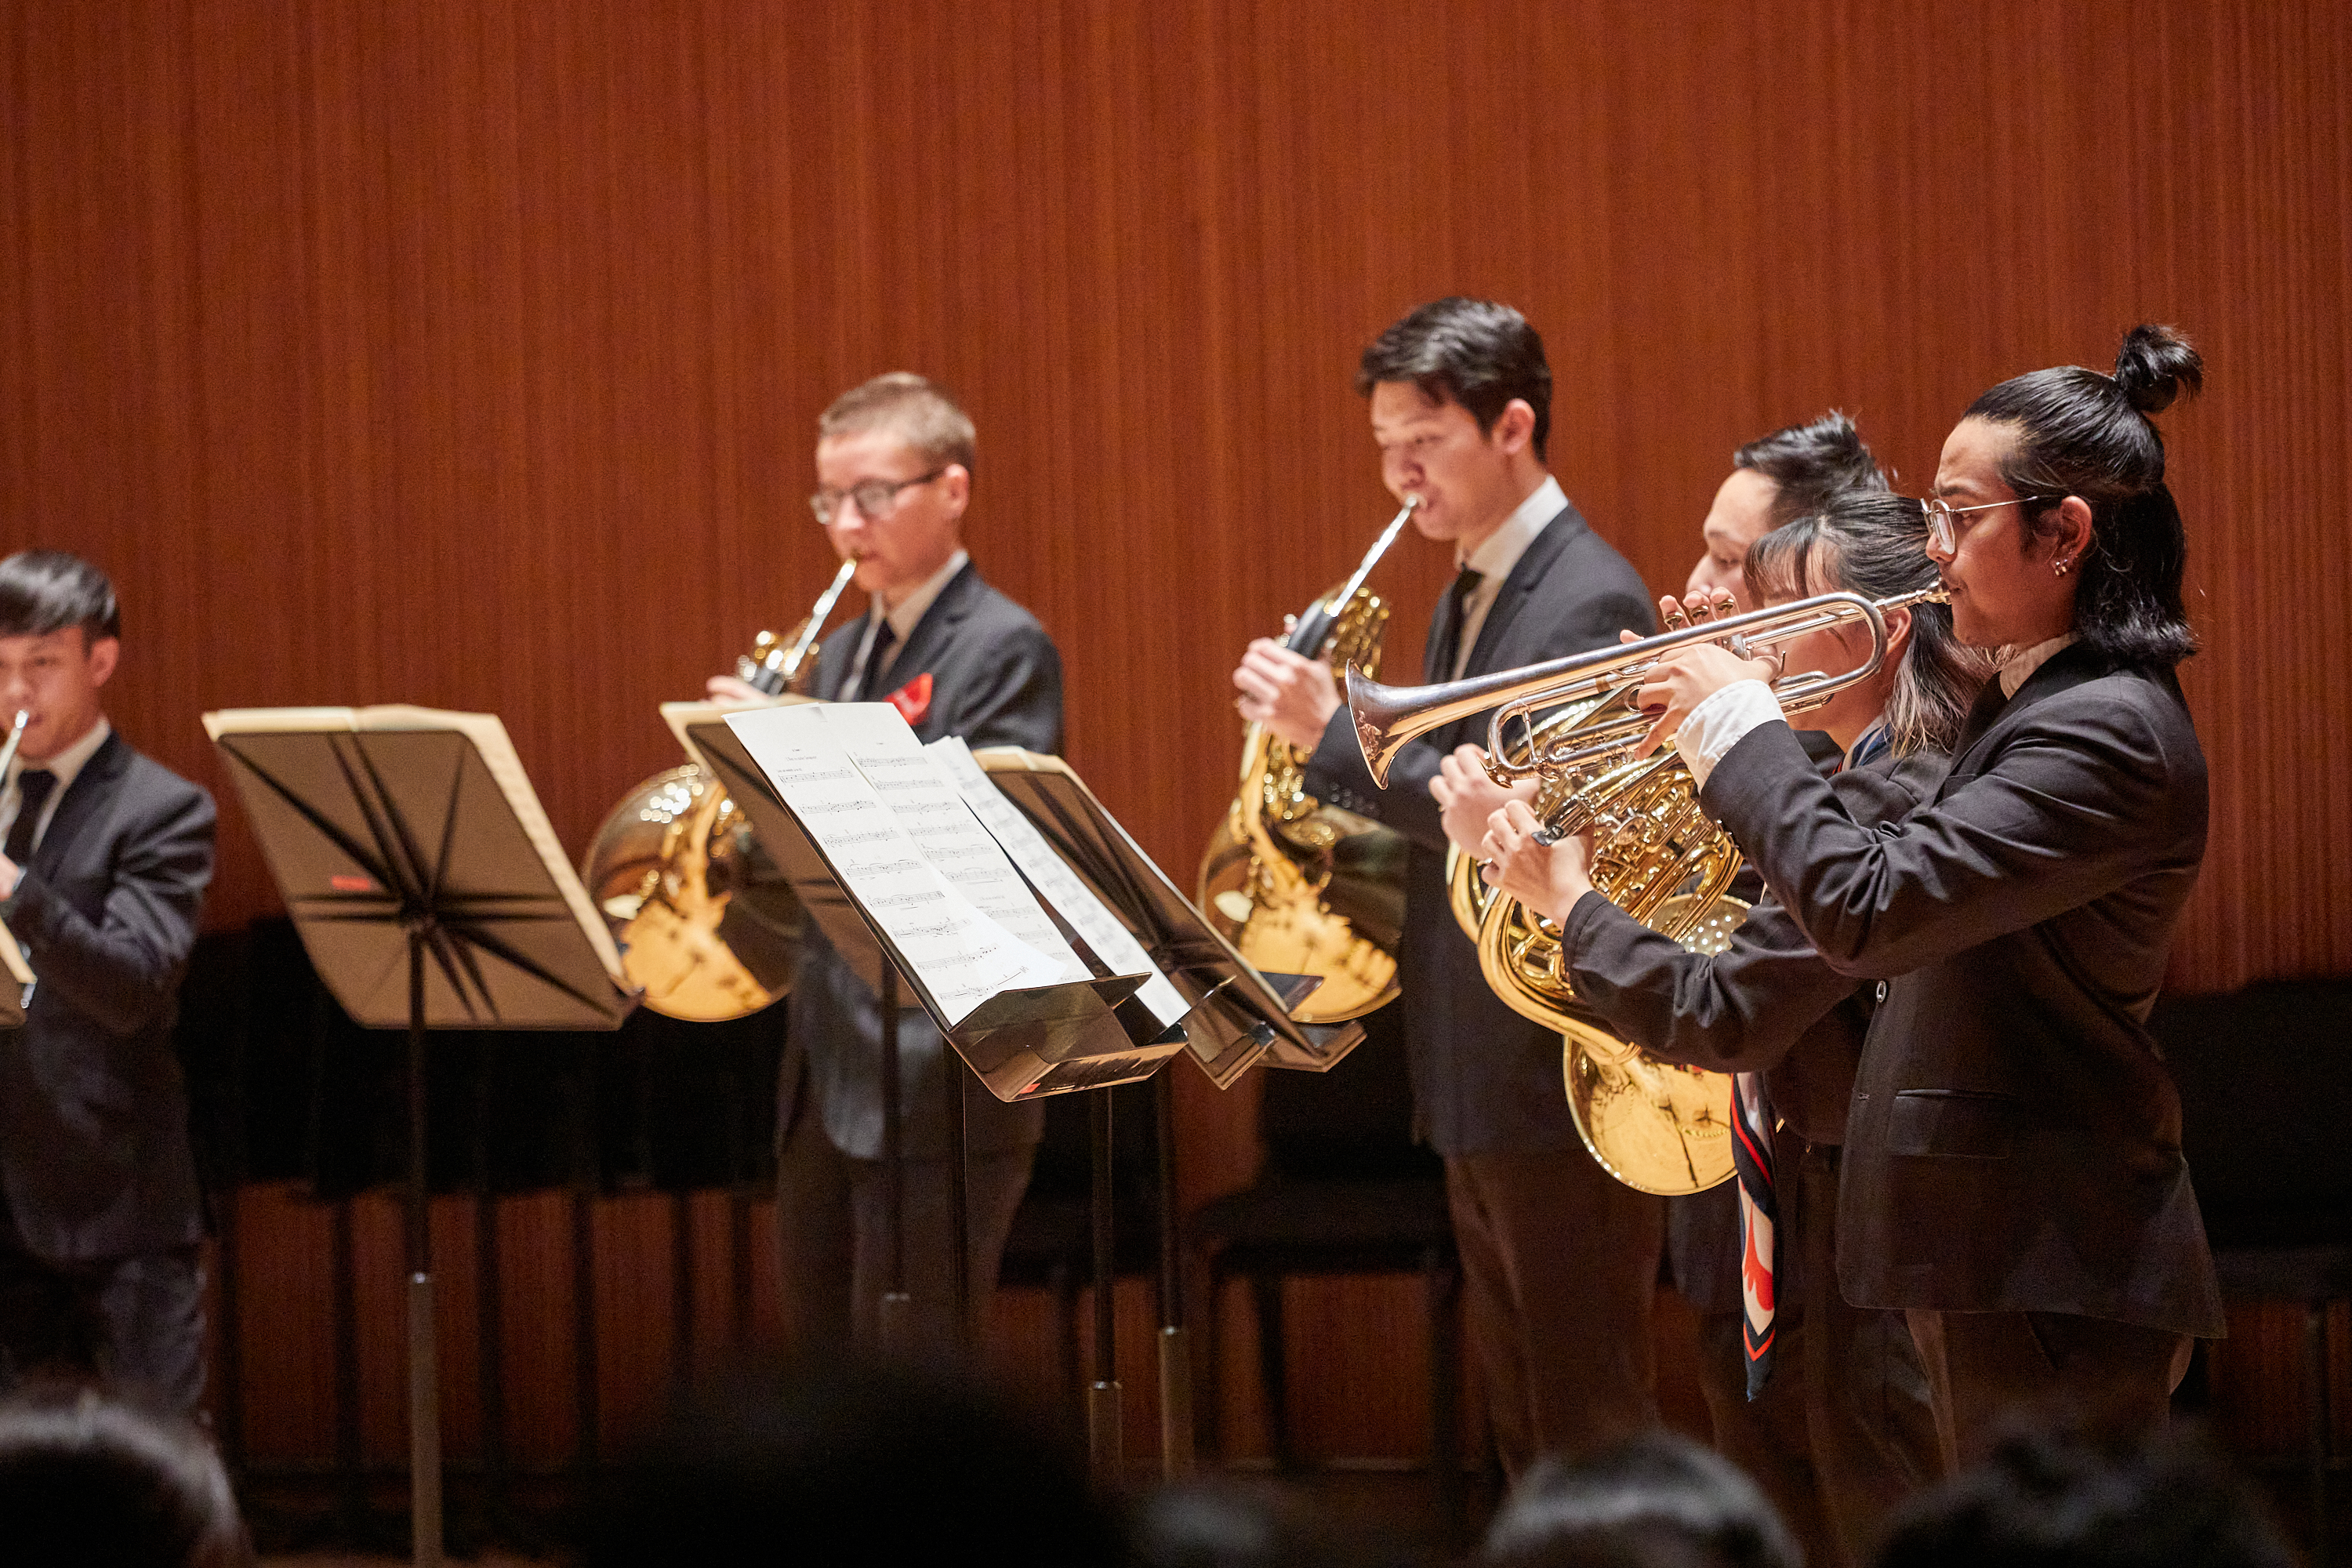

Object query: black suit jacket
[1302,499,1655,1156]
[782,560,1065,1162]
[1564,750,1947,1314]
[1701,644,2223,1335]
[0,731,215,1262]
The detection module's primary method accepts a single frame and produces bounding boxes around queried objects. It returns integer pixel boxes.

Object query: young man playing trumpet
[1232,297,1657,1471]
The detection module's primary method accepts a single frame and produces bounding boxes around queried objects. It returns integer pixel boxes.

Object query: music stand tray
[668,704,1178,1098]
[204,705,637,1568]
[972,748,1362,1087]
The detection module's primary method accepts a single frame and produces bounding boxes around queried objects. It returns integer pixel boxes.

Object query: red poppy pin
[885,671,934,726]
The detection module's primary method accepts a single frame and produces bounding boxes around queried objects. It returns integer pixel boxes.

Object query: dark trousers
[0,1193,203,1415]
[1695,1144,1938,1568]
[1904,1305,2192,1474]
[1445,1146,1665,1475]
[775,1097,1033,1362]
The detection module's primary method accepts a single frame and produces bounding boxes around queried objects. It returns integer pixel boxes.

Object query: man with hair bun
[709,373,1062,1357]
[0,550,216,1414]
[1635,325,2221,1468]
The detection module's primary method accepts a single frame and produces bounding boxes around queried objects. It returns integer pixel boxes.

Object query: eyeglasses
[809,468,945,527]
[1923,494,2055,554]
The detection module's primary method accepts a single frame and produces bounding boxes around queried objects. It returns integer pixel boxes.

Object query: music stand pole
[1154,1070,1194,1477]
[405,924,444,1568]
[946,1051,971,1349]
[876,960,912,1356]
[1087,1091,1122,1484]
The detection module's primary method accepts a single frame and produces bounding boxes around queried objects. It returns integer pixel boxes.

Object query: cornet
[1348,586,1950,788]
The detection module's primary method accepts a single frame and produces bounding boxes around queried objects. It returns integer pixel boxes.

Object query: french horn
[1361,587,1945,1193]
[580,561,857,1021]
[1196,499,1416,1024]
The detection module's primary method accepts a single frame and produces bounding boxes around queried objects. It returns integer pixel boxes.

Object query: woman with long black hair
[1621,325,2220,1471]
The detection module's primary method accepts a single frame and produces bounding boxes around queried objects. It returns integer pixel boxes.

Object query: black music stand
[972,748,1345,1480]
[671,706,1175,1377]
[205,710,637,1568]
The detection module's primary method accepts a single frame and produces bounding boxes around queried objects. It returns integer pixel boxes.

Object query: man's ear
[2049,495,2095,570]
[1490,399,1537,456]
[85,634,120,689]
[938,463,971,520]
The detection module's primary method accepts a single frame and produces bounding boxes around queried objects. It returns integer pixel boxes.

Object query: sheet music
[930,738,1191,1029]
[722,704,1055,1025]
[816,705,1091,986]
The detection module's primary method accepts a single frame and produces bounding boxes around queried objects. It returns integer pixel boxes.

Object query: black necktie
[852,622,898,702]
[5,770,56,866]
[1432,567,1483,680]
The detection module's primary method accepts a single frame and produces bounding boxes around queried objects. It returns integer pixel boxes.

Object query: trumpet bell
[582,765,801,1022]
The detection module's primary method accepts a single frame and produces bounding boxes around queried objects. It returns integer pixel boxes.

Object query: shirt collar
[9,715,109,795]
[869,547,970,643]
[1842,718,1893,772]
[1458,474,1564,582]
[1998,632,2078,698]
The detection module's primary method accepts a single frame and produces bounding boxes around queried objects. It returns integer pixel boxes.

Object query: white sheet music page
[929,738,1191,1029]
[722,704,1051,1025]
[815,704,1087,987]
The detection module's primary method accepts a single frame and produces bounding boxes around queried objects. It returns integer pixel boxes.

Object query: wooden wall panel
[5,0,2350,1484]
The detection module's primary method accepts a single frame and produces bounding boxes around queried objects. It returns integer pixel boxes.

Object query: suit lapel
[30,731,127,873]
[1461,505,1578,677]
[877,560,978,702]
[1943,641,2117,791]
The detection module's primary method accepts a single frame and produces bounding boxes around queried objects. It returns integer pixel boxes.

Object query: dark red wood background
[5,0,2347,1476]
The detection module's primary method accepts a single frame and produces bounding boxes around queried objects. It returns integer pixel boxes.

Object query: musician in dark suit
[1481,492,1973,1566]
[0,551,216,1414]
[709,374,1062,1356]
[1683,411,1889,613]
[1233,298,1659,1471]
[1632,325,2222,1470]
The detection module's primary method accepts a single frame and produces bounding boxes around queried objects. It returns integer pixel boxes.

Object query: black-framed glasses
[1924,494,2055,554]
[808,468,945,527]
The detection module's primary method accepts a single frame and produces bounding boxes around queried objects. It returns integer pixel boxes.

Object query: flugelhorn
[1196,496,1417,1025]
[1348,586,1950,788]
[579,567,858,1021]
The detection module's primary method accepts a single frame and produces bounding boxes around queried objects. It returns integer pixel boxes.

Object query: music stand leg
[1087,1091,1122,1486]
[1154,1072,1194,1479]
[946,1054,971,1352]
[405,926,445,1568]
[877,961,912,1357]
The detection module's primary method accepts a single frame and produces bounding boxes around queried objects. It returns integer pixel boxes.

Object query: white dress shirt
[1449,474,1565,679]
[842,547,970,699]
[1,716,111,858]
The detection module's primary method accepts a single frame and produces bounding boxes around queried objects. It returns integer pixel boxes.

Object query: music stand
[205,707,637,1568]
[971,747,1353,1479]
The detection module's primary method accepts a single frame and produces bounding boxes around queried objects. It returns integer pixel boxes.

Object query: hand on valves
[1632,588,1783,757]
[1479,798,1596,924]
[1232,637,1341,750]
[1432,744,1537,855]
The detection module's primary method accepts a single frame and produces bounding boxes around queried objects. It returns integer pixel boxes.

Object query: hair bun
[2112,323,2204,415]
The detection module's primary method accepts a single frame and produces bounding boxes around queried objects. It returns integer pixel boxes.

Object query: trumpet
[1355,586,1946,1196]
[1348,586,1950,789]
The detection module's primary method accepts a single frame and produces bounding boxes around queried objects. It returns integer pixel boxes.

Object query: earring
[2053,558,2071,577]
